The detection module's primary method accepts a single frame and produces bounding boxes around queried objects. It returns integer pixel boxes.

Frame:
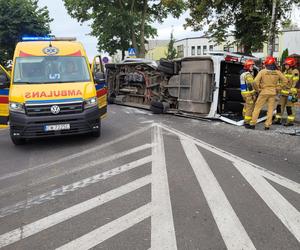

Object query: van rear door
[0,64,10,127]
[91,56,107,118]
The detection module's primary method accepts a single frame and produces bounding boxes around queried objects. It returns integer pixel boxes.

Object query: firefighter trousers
[275,96,295,124]
[242,95,256,124]
[250,94,276,128]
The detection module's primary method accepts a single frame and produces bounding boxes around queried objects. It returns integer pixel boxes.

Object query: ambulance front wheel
[91,120,101,138]
[10,130,26,145]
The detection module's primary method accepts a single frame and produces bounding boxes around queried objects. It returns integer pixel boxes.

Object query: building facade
[174,29,300,61]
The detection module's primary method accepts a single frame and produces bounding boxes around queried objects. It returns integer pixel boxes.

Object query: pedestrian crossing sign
[128,48,136,57]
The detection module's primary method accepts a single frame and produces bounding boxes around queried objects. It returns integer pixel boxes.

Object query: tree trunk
[130,0,138,56]
[243,44,252,55]
[268,0,278,56]
[139,0,147,58]
[122,50,125,60]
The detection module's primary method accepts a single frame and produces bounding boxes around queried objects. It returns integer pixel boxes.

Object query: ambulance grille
[25,102,83,116]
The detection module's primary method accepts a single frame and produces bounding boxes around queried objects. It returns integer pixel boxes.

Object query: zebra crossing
[0,123,299,249]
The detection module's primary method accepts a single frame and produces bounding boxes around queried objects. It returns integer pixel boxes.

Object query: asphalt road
[0,105,299,250]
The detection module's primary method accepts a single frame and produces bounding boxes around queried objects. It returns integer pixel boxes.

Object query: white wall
[282,30,300,55]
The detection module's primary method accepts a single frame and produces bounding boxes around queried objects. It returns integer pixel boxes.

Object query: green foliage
[281,48,289,67]
[165,31,177,60]
[0,0,52,65]
[63,0,185,58]
[185,0,300,54]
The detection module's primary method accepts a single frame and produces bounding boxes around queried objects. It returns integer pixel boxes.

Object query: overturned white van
[105,52,266,125]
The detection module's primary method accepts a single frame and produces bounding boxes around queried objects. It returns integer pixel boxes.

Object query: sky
[38,0,300,60]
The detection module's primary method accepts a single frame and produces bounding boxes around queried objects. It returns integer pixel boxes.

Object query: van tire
[91,120,101,138]
[108,96,115,104]
[150,101,164,114]
[158,65,174,75]
[159,59,174,69]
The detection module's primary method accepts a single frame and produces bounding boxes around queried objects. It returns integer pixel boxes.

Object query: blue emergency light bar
[22,36,53,41]
[21,36,76,41]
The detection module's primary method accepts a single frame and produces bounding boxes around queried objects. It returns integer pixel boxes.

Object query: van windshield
[13,56,91,84]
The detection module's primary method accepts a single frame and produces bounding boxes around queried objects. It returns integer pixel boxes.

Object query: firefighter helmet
[264,56,276,65]
[243,59,255,70]
[284,57,296,67]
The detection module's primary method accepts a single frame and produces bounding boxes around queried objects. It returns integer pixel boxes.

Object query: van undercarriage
[106,55,266,125]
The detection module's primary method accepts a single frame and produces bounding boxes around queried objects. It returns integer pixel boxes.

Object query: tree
[185,0,300,55]
[280,48,289,67]
[63,0,185,58]
[165,31,177,59]
[0,0,52,65]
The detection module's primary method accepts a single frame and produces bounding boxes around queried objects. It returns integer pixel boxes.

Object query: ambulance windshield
[13,56,91,84]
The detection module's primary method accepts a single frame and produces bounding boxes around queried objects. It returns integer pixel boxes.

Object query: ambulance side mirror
[0,74,10,89]
[94,72,105,84]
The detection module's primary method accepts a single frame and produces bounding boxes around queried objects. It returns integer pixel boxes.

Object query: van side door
[91,55,107,118]
[0,64,10,127]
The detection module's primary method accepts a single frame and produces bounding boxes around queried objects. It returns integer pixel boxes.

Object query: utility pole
[268,0,278,56]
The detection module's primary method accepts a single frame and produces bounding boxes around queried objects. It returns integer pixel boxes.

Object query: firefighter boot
[274,105,282,125]
[284,106,295,126]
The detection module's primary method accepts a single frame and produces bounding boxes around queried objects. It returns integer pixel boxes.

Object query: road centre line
[0,156,152,218]
[180,137,255,250]
[55,203,151,250]
[0,125,152,182]
[234,162,300,243]
[158,123,300,194]
[151,126,177,250]
[0,143,152,197]
[0,175,151,248]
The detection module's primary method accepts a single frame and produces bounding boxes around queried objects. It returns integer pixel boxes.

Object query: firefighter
[247,56,288,130]
[240,59,257,127]
[274,57,299,126]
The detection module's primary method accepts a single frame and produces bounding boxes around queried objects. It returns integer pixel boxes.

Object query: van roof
[13,41,87,58]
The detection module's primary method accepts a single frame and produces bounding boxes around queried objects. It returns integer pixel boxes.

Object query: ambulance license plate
[44,124,70,131]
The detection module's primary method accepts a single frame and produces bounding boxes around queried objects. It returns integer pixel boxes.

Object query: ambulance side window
[0,67,10,89]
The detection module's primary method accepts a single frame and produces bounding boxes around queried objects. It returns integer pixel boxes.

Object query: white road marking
[140,120,154,124]
[0,175,151,248]
[234,162,300,243]
[151,125,177,250]
[0,156,152,218]
[180,137,255,250]
[55,203,151,250]
[0,143,152,197]
[158,123,300,194]
[0,125,151,182]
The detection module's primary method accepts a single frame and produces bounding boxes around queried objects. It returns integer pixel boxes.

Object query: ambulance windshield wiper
[40,81,79,84]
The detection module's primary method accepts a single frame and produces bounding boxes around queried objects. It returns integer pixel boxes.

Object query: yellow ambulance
[0,37,107,145]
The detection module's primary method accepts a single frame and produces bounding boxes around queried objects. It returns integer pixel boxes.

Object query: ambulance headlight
[84,97,98,109]
[9,102,25,113]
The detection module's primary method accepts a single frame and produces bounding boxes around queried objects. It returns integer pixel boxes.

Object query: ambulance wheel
[91,120,101,138]
[10,131,25,145]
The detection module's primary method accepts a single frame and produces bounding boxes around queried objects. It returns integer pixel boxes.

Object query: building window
[274,37,279,52]
[252,47,263,53]
[177,45,184,58]
[191,46,195,56]
[203,45,207,55]
[209,45,214,51]
[224,45,234,52]
[197,46,201,55]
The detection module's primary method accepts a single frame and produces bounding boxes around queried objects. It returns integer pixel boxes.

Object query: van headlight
[84,97,98,109]
[9,102,25,113]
